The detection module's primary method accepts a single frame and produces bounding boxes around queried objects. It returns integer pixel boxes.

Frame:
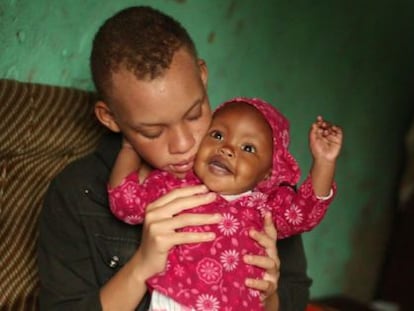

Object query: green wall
[2,0,414,303]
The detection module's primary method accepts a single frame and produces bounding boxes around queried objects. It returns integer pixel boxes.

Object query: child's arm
[108,137,155,225]
[309,116,343,197]
[267,117,342,239]
[109,137,153,188]
[108,138,141,188]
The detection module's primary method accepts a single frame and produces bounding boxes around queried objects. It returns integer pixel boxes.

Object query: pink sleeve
[107,171,145,225]
[269,175,336,239]
[107,170,171,225]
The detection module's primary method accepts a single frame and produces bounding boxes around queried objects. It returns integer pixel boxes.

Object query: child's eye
[136,129,163,140]
[140,132,162,139]
[186,103,203,121]
[242,144,256,153]
[186,109,202,121]
[210,130,223,140]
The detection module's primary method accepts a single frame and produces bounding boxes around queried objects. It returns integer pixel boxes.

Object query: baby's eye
[210,130,223,140]
[242,144,256,153]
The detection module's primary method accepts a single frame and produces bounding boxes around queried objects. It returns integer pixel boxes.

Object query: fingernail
[207,192,216,199]
[213,213,222,221]
[207,233,216,239]
[199,185,208,191]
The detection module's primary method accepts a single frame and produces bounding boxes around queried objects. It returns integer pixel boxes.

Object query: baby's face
[194,102,273,195]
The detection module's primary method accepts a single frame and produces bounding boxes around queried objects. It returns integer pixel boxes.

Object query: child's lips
[170,158,194,173]
[208,155,233,175]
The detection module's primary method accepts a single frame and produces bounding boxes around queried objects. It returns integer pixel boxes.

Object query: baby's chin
[203,180,244,196]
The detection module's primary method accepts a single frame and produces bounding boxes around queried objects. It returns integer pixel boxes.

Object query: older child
[38,6,306,310]
[108,97,343,311]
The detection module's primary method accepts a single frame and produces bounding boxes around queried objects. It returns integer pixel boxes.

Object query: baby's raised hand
[309,116,343,162]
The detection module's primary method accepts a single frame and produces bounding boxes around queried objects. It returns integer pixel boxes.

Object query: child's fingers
[263,212,277,240]
[147,185,210,211]
[245,276,276,301]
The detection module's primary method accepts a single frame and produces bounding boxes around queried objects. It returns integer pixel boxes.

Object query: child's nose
[219,146,234,158]
[169,124,195,154]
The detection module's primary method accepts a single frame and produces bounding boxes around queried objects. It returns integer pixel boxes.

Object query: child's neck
[220,190,252,201]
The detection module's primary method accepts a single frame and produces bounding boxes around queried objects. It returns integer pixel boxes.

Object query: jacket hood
[215,97,300,192]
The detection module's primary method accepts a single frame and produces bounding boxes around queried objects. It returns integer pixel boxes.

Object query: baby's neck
[220,190,252,201]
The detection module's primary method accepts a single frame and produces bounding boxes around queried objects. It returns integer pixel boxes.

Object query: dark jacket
[37,132,311,311]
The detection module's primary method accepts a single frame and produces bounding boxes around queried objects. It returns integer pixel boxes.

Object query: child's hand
[109,136,142,188]
[121,136,134,149]
[309,116,343,162]
[120,135,152,182]
[137,185,220,279]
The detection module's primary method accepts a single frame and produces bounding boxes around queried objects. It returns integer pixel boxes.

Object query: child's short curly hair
[90,6,197,102]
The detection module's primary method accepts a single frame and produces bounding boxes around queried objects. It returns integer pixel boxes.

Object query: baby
[108,97,343,311]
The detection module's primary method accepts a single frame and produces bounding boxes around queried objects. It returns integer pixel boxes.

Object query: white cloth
[149,290,194,311]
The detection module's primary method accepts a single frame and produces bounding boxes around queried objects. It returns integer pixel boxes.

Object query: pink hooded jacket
[108,97,335,311]
[216,97,301,193]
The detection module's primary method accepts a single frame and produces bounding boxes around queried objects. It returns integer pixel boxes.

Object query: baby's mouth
[207,155,233,175]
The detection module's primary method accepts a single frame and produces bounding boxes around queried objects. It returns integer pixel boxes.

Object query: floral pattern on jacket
[108,169,334,311]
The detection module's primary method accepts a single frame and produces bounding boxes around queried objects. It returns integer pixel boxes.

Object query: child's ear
[95,101,121,132]
[198,58,208,88]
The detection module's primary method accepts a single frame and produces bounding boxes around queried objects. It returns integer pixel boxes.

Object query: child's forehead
[214,101,257,115]
[212,102,272,133]
[213,101,267,123]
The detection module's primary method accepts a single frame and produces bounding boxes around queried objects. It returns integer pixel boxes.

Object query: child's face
[194,103,273,195]
[97,48,211,178]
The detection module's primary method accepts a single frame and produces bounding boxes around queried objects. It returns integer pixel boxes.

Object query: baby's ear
[94,101,121,132]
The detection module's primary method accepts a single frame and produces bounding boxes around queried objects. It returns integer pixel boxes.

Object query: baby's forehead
[213,101,260,117]
[212,102,272,135]
[213,101,268,124]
